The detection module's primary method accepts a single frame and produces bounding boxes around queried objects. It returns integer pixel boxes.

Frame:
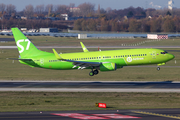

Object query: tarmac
[1,109,180,120]
[0,81,180,92]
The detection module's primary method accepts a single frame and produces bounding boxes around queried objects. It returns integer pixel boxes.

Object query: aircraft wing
[68,60,101,69]
[52,49,101,69]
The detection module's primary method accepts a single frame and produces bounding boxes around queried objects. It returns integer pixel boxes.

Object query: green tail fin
[11,28,42,58]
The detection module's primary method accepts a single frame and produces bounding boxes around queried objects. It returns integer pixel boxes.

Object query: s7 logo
[17,39,31,53]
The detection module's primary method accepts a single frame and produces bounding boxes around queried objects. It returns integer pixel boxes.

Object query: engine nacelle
[99,63,117,71]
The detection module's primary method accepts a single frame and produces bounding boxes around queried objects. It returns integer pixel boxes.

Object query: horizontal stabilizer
[7,58,32,61]
[52,49,63,60]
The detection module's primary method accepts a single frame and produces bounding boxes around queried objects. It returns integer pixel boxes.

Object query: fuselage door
[40,58,44,66]
[152,51,156,59]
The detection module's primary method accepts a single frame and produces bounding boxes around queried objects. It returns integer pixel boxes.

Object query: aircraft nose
[168,54,175,60]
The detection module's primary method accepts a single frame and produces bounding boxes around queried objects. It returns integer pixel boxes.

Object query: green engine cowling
[100,63,117,71]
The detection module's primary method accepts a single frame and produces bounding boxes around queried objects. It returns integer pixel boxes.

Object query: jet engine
[99,63,117,71]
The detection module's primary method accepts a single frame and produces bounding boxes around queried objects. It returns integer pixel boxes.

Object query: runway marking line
[51,113,107,119]
[92,114,140,119]
[132,111,180,119]
[51,113,141,119]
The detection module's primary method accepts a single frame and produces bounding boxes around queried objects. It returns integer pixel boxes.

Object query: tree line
[1,3,180,32]
[1,3,180,19]
[0,19,73,30]
[0,3,96,18]
[73,15,180,32]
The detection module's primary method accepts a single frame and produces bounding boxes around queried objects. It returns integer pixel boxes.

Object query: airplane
[11,27,175,76]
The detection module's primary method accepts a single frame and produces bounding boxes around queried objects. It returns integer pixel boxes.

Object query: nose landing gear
[157,67,160,71]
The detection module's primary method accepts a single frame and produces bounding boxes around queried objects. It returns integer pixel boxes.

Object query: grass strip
[0,92,180,112]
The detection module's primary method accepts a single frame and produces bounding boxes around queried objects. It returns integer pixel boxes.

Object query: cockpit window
[161,51,168,54]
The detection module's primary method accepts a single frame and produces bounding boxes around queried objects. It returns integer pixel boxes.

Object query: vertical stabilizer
[11,28,42,58]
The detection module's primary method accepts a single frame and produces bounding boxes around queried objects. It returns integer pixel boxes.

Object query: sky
[0,0,179,11]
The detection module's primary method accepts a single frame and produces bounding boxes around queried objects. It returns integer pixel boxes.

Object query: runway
[1,46,180,49]
[1,109,180,120]
[0,81,180,92]
[1,81,180,119]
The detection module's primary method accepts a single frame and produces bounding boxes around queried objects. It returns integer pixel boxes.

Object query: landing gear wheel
[157,67,160,71]
[89,71,94,76]
[93,69,99,75]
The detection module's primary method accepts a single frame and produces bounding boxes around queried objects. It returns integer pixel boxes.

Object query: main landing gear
[89,69,99,76]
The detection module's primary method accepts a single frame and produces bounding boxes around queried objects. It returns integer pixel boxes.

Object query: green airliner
[11,28,175,76]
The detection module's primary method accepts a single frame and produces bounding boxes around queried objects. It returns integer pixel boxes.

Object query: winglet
[52,49,63,60]
[80,42,89,52]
